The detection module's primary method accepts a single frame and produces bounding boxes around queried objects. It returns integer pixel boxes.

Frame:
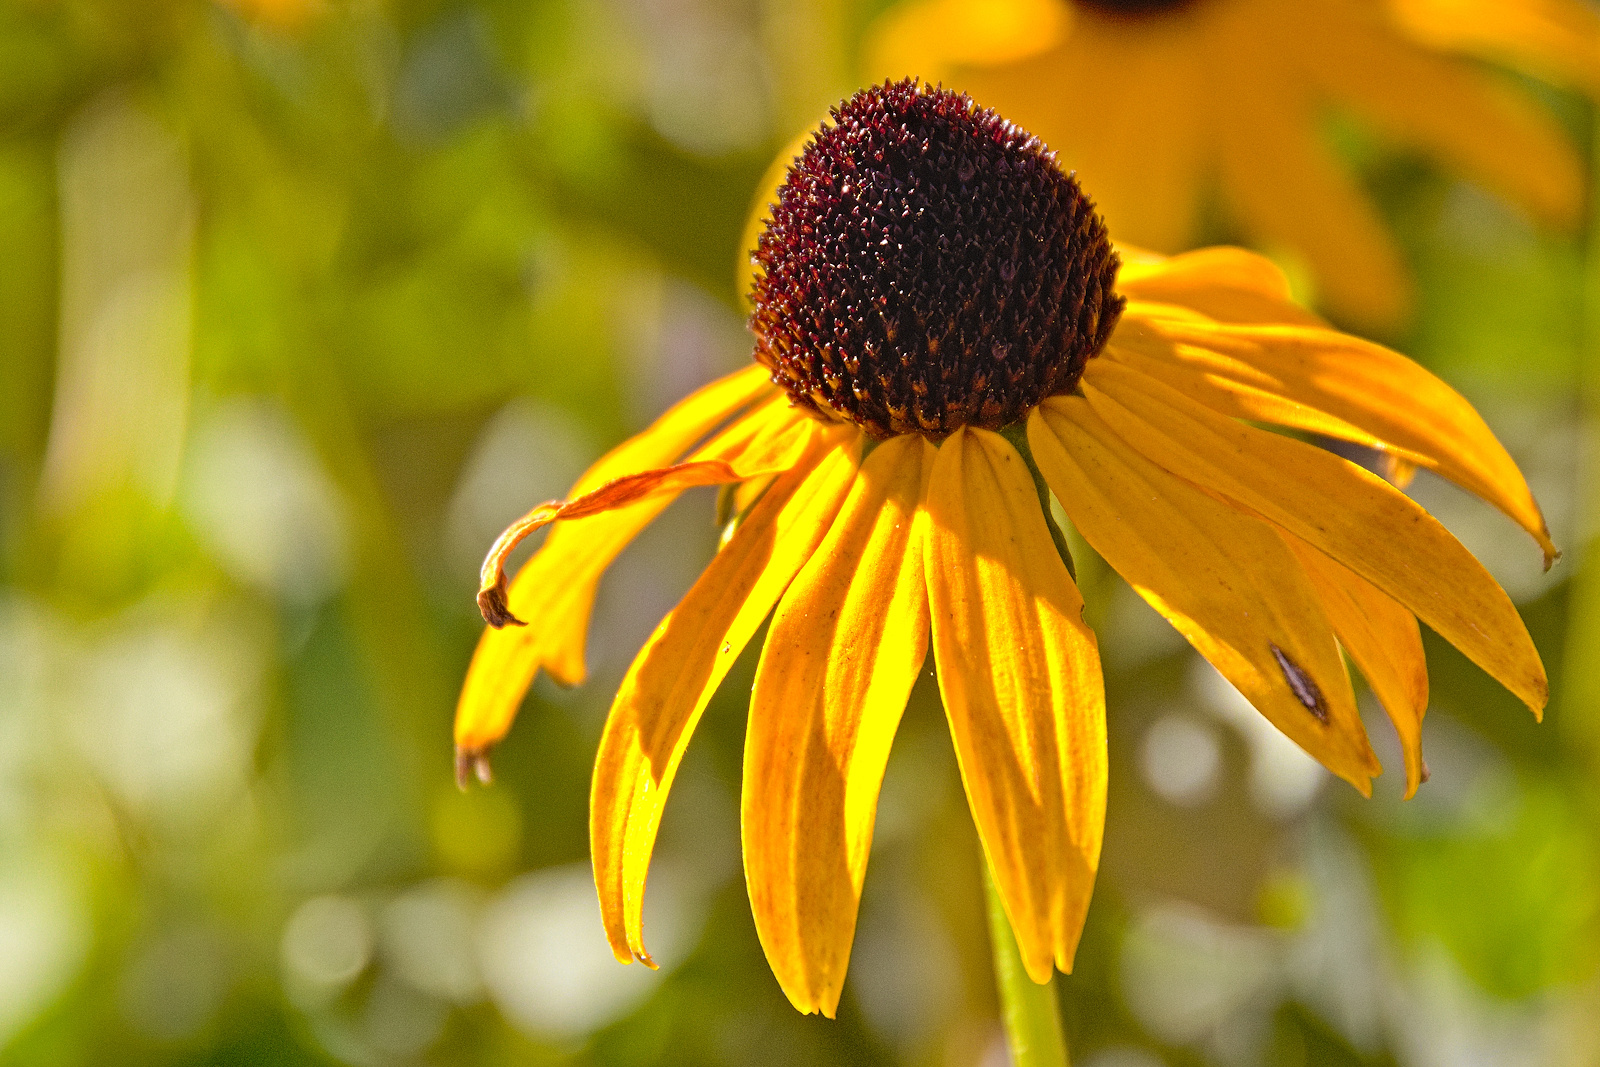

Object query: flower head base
[749,80,1123,440]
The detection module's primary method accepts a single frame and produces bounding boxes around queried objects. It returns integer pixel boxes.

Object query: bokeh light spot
[1140,713,1222,808]
[281,895,373,996]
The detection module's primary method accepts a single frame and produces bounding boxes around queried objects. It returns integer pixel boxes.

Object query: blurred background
[0,1,1597,1065]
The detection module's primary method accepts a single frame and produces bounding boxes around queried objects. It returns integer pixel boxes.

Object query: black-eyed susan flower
[455,80,1552,1017]
[865,0,1600,327]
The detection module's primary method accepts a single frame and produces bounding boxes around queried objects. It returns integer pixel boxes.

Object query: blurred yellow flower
[216,0,323,31]
[455,82,1550,1017]
[866,0,1600,327]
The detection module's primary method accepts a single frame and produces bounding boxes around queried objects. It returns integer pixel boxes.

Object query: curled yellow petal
[1106,314,1558,563]
[591,428,861,969]
[924,427,1105,984]
[744,435,935,1017]
[453,381,794,767]
[474,400,816,628]
[1081,359,1547,718]
[1029,399,1378,793]
[1279,531,1431,799]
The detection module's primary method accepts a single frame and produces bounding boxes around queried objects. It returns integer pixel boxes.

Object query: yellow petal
[1105,314,1558,563]
[1115,243,1169,271]
[862,0,1069,85]
[1106,325,1399,460]
[1081,359,1547,717]
[455,402,800,771]
[454,368,778,760]
[1115,247,1323,327]
[923,427,1105,984]
[1304,0,1583,229]
[1278,530,1431,799]
[591,428,862,968]
[743,435,936,1017]
[1391,0,1600,99]
[1212,12,1411,328]
[1029,400,1378,792]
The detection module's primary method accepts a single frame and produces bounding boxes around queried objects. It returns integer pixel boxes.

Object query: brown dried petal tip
[477,574,525,629]
[455,746,495,790]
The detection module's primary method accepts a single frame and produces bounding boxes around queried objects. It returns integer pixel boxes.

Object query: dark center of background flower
[1073,0,1199,19]
[748,79,1124,440]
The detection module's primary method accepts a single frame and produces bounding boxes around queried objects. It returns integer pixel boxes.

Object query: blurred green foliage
[0,1,1597,1066]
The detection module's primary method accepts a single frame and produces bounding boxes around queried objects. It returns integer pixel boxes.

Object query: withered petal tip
[477,579,526,628]
[455,746,495,790]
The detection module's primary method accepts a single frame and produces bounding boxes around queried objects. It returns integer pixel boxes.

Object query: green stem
[1563,105,1600,769]
[983,866,1070,1067]
[1000,423,1077,581]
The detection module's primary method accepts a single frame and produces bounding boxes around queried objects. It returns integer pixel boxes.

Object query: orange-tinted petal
[1278,530,1430,798]
[591,428,861,968]
[572,366,776,496]
[1029,399,1378,792]
[924,427,1105,984]
[454,368,778,762]
[1081,359,1547,717]
[473,398,816,628]
[1105,314,1558,562]
[744,435,935,1017]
